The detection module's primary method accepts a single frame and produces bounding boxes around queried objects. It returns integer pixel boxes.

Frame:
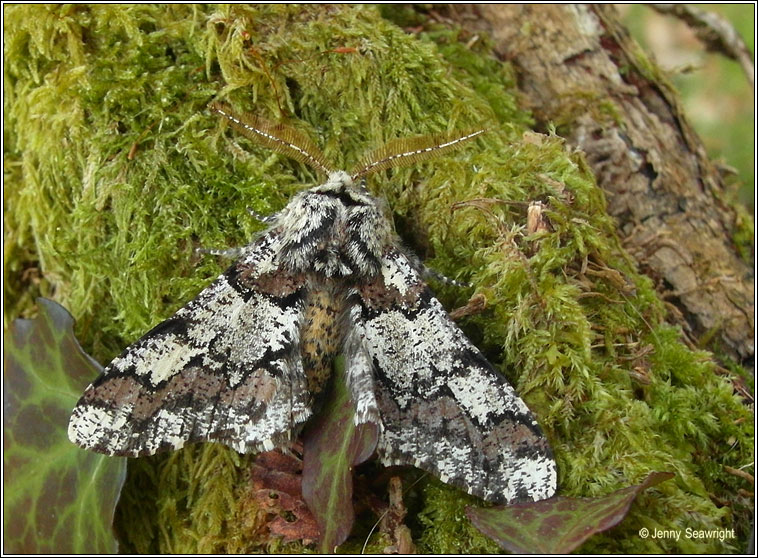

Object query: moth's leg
[400,247,471,288]
[247,207,279,224]
[196,209,277,259]
[195,246,246,259]
[421,266,471,289]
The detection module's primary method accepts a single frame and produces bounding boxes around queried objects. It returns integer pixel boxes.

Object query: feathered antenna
[351,129,486,180]
[209,102,333,176]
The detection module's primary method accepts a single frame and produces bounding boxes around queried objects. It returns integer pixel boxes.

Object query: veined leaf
[3,298,127,553]
[466,471,674,554]
[301,357,380,553]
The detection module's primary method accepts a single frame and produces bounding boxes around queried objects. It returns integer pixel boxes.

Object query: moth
[68,103,557,505]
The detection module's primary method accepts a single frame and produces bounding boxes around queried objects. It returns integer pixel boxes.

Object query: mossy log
[3,4,753,554]
[453,4,754,365]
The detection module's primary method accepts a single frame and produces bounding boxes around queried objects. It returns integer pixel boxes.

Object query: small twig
[576,291,625,304]
[127,119,159,160]
[361,473,428,554]
[649,4,754,89]
[724,465,754,485]
[464,34,480,50]
[449,293,487,321]
[585,264,634,294]
[629,366,652,385]
[617,344,654,361]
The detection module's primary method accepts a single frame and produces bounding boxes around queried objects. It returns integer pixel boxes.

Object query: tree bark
[450,4,754,364]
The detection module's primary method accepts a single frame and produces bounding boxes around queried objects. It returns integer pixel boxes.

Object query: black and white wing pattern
[348,249,557,504]
[68,231,312,457]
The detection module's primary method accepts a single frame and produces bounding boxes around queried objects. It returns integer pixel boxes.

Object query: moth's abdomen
[301,287,344,400]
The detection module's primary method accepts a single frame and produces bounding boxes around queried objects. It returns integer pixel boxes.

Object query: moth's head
[313,171,376,206]
[325,170,354,190]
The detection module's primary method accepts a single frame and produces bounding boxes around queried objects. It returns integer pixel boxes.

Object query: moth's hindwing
[68,231,312,457]
[349,249,557,504]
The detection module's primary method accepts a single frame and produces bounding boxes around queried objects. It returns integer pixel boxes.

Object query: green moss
[5,4,752,553]
[416,481,500,554]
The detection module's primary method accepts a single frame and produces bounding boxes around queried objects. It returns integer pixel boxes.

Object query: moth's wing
[349,249,557,504]
[68,231,311,457]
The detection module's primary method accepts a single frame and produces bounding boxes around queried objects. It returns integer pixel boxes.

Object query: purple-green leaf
[301,357,380,553]
[3,298,126,553]
[466,471,675,554]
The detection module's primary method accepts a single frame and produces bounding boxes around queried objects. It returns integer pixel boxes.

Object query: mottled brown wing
[68,232,311,457]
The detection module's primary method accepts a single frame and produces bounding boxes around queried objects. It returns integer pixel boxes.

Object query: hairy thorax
[274,173,393,279]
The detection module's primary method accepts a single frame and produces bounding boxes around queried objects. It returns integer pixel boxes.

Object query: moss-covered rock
[4,4,752,553]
